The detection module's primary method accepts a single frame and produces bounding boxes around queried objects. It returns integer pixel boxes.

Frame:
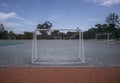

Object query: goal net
[95,33,112,42]
[32,28,84,64]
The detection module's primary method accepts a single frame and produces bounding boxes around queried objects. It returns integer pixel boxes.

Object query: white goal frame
[31,28,85,64]
[95,33,110,42]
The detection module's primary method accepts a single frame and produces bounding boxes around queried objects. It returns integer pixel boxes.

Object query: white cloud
[5,22,24,27]
[3,21,36,34]
[85,0,120,6]
[0,12,17,21]
[0,12,36,33]
[0,12,28,22]
[0,3,8,7]
[0,12,36,25]
[100,0,120,6]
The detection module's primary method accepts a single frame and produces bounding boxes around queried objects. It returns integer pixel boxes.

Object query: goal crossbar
[32,28,84,64]
[95,33,110,41]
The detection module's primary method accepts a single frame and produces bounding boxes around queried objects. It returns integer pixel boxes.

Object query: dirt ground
[0,66,120,83]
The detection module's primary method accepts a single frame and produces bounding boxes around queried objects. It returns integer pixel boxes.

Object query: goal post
[95,33,111,42]
[32,28,84,64]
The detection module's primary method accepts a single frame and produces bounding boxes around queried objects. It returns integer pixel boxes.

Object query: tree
[37,21,52,39]
[0,24,9,39]
[83,13,120,39]
[106,13,120,28]
[50,30,61,39]
[88,27,97,32]
[105,13,120,37]
[51,30,60,36]
[24,32,33,39]
[95,24,106,33]
[37,21,52,30]
[9,31,15,36]
[0,24,5,32]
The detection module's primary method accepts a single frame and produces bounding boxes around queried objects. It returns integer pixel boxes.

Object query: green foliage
[23,32,33,39]
[37,21,52,39]
[0,24,5,32]
[106,13,120,26]
[1,13,120,40]
[0,24,9,39]
[84,13,120,39]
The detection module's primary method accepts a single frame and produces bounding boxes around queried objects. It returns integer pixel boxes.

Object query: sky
[0,0,120,33]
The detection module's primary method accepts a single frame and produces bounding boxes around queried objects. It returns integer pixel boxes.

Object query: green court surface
[0,41,23,47]
[0,40,120,66]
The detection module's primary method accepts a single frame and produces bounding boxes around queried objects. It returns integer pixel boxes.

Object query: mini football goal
[32,28,84,64]
[95,33,114,42]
